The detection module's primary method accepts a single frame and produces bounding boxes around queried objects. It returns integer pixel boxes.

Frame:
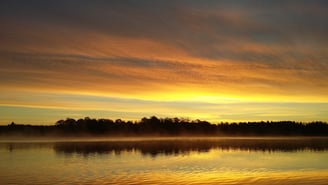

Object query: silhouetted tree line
[1,116,328,136]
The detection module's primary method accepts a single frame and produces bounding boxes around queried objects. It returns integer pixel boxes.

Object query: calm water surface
[1,137,328,185]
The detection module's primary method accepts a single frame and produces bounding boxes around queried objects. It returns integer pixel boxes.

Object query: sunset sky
[0,0,328,124]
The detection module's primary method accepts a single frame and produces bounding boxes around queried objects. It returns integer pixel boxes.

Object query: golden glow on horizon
[1,25,328,104]
[1,1,328,123]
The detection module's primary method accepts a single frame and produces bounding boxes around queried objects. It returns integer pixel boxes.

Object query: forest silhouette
[1,116,328,136]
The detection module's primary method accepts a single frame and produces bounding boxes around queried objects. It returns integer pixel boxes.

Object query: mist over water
[1,137,328,185]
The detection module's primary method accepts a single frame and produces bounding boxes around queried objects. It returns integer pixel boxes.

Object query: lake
[1,137,328,185]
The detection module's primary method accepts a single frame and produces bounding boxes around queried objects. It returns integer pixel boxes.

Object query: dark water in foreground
[1,137,328,185]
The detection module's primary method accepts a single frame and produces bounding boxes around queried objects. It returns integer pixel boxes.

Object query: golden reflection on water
[1,138,328,185]
[109,170,328,185]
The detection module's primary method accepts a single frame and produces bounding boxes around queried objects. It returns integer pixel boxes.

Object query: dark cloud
[1,1,327,55]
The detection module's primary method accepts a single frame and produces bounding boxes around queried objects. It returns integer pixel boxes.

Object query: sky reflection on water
[1,138,328,185]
